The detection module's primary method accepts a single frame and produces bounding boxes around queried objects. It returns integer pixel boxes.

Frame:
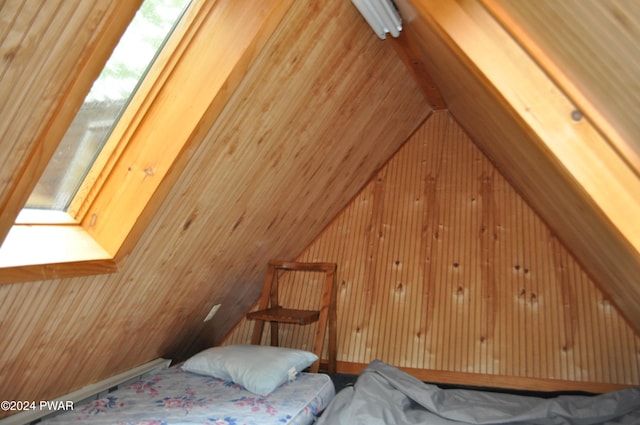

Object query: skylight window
[24,0,191,212]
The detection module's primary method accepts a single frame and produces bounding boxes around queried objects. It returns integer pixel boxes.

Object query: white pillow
[181,344,318,395]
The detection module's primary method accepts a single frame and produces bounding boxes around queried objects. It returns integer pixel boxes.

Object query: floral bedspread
[41,368,335,425]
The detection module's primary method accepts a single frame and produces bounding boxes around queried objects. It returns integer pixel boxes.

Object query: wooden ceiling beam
[399,0,640,330]
[388,31,447,110]
[481,0,640,177]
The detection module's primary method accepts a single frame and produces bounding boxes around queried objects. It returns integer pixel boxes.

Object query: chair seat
[246,260,337,373]
[247,307,320,325]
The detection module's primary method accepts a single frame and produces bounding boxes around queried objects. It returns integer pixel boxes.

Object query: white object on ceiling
[204,303,221,322]
[351,0,402,39]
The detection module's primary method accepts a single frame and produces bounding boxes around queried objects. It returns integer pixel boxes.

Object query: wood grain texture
[396,0,640,331]
[0,0,142,244]
[481,0,640,176]
[388,30,446,110]
[80,0,296,260]
[2,0,639,412]
[226,112,640,390]
[0,0,430,414]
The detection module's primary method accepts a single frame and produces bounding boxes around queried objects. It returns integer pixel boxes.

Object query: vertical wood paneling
[400,0,640,331]
[226,111,640,388]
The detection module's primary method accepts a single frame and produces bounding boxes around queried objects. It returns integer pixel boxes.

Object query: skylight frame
[0,0,206,278]
[0,0,295,284]
[21,0,193,217]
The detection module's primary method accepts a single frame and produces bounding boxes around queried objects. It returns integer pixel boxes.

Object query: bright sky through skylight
[87,1,188,102]
[24,0,190,211]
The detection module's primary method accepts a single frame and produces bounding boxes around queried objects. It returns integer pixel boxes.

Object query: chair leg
[251,264,277,345]
[270,322,279,346]
[247,261,338,374]
[251,319,264,345]
[327,270,337,373]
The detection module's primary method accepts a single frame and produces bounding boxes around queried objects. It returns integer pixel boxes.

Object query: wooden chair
[246,260,337,373]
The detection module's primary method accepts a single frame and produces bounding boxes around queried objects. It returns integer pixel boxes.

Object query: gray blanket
[317,361,640,424]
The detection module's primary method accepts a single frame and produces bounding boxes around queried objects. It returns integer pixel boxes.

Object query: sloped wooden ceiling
[484,0,640,176]
[393,0,640,330]
[2,0,639,414]
[0,1,143,241]
[0,0,430,413]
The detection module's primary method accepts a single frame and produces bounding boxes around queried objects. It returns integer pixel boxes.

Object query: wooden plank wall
[400,0,640,331]
[0,0,432,415]
[226,111,640,389]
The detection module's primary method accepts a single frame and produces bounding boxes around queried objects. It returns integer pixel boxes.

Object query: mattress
[41,367,335,425]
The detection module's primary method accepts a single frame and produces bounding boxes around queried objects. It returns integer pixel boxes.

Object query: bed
[41,345,335,425]
[316,360,640,425]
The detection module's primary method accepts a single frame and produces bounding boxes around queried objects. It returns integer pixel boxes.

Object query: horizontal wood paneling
[0,0,430,415]
[226,112,640,390]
